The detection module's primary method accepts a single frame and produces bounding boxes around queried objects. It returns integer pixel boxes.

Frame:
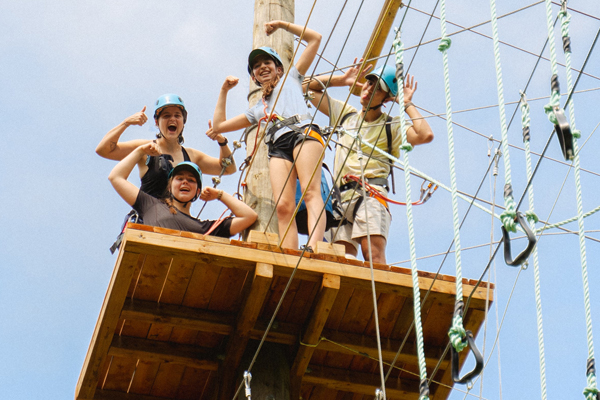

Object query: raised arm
[200,188,258,235]
[108,142,161,206]
[211,76,252,135]
[303,58,373,116]
[394,74,434,146]
[96,106,151,160]
[264,20,321,76]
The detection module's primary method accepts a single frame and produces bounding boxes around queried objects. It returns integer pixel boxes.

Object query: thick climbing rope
[393,29,430,400]
[488,0,518,233]
[542,0,563,126]
[558,4,598,399]
[437,0,469,361]
[520,93,548,400]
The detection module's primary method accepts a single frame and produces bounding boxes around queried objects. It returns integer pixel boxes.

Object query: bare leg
[269,157,299,250]
[358,235,387,264]
[336,240,359,258]
[294,140,326,249]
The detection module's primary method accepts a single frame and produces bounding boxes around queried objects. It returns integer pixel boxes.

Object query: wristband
[217,190,224,201]
[218,138,229,147]
[405,101,415,109]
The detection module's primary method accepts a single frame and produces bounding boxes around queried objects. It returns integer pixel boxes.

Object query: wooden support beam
[92,389,175,400]
[115,298,449,370]
[218,262,274,400]
[303,364,420,399]
[290,274,340,398]
[120,298,235,336]
[108,336,219,371]
[353,0,404,95]
[76,251,142,400]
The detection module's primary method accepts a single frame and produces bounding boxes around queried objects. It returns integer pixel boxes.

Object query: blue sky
[1,1,599,399]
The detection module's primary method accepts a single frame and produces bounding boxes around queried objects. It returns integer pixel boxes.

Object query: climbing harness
[109,210,140,254]
[341,174,436,207]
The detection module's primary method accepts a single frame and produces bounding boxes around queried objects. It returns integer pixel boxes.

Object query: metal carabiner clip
[501,212,537,267]
[451,329,484,386]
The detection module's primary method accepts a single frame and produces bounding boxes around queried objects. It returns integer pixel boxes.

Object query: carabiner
[451,329,484,385]
[502,211,537,267]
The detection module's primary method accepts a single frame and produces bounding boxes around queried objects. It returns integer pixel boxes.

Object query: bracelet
[218,138,228,147]
[405,101,415,109]
[217,190,223,201]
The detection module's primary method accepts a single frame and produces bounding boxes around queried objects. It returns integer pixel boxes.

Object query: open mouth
[168,124,177,133]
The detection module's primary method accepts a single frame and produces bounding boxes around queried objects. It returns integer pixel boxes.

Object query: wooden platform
[76,224,493,400]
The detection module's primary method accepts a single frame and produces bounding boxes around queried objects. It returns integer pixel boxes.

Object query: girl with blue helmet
[96,93,236,199]
[109,141,257,237]
[207,20,325,251]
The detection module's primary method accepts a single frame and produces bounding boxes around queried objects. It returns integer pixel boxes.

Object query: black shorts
[268,124,324,162]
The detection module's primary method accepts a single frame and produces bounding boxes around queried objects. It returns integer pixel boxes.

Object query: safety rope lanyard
[558,4,597,399]
[520,94,548,400]
[393,29,430,400]
[437,0,468,359]
[488,0,519,234]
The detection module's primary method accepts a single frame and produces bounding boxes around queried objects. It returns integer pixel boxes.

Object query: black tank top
[140,147,191,198]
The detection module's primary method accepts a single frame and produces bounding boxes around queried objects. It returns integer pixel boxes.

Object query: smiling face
[156,105,185,140]
[170,170,200,203]
[251,55,283,86]
[360,77,389,109]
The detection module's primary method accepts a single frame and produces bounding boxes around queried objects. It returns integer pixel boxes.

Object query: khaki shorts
[330,195,391,252]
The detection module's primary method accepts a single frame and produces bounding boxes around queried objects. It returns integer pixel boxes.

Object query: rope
[393,29,430,400]
[437,0,467,356]
[542,0,562,125]
[488,0,518,233]
[520,93,548,400]
[559,3,597,399]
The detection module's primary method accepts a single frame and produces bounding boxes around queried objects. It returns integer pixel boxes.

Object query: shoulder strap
[181,147,191,162]
[339,111,357,127]
[385,115,396,194]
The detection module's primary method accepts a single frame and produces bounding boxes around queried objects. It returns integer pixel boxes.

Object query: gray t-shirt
[133,191,232,238]
[245,66,311,139]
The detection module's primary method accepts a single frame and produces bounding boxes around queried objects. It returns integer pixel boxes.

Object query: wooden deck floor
[76,224,493,400]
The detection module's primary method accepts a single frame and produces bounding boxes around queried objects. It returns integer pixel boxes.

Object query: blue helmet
[169,161,203,191]
[365,65,399,97]
[154,94,188,123]
[247,46,284,75]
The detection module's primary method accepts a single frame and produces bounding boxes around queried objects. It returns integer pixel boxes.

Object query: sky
[1,0,599,399]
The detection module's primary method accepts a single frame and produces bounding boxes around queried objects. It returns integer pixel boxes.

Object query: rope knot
[438,37,452,52]
[401,143,413,152]
[573,129,581,139]
[500,196,518,233]
[525,210,539,224]
[448,314,468,352]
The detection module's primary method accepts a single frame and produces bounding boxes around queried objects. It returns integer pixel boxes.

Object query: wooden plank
[247,230,280,246]
[108,336,218,371]
[120,298,235,336]
[218,262,274,400]
[315,241,345,257]
[126,360,160,396]
[148,363,186,398]
[93,389,171,400]
[122,228,492,307]
[174,367,212,400]
[352,0,404,95]
[303,364,419,399]
[101,356,137,392]
[76,250,141,400]
[291,274,341,398]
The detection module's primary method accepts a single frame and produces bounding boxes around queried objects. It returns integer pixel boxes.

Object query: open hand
[344,58,374,88]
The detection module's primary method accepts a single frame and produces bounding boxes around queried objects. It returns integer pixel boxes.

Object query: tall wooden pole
[243,0,295,236]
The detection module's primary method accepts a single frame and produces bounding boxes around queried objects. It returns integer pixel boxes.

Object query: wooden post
[243,0,295,236]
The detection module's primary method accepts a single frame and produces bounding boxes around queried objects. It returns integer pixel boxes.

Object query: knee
[276,198,295,218]
[301,185,323,206]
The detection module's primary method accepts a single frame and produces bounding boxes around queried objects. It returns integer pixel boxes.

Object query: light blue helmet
[154,94,187,123]
[169,161,203,191]
[365,65,399,97]
[247,46,284,75]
